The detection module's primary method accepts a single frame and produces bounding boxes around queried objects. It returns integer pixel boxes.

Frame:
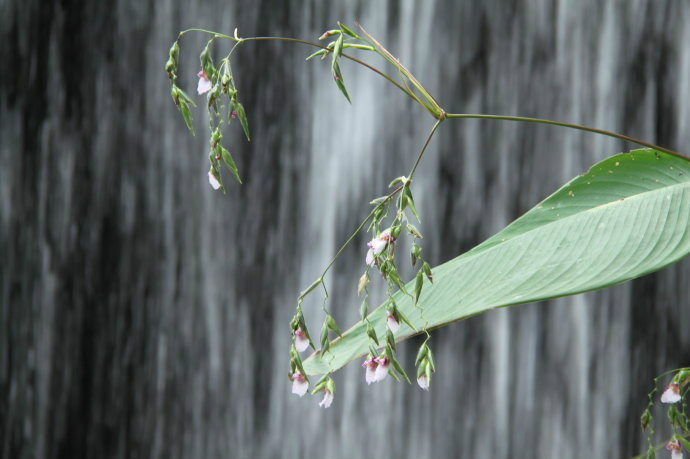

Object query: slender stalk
[178,29,417,103]
[446,113,689,161]
[316,119,442,283]
[318,185,404,280]
[408,119,444,180]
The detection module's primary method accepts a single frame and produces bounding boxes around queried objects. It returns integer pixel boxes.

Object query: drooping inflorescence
[641,368,690,459]
[166,21,444,410]
[166,28,248,194]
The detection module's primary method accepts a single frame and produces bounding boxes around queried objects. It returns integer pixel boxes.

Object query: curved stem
[408,119,444,180]
[446,113,689,161]
[178,29,417,103]
[318,185,404,280]
[242,37,414,100]
[316,119,443,283]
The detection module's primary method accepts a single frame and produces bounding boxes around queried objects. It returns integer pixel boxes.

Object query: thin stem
[243,37,414,100]
[446,113,689,161]
[319,185,404,279]
[407,119,444,180]
[316,118,442,284]
[178,29,417,103]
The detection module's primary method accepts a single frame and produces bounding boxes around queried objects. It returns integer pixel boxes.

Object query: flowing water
[1,0,689,457]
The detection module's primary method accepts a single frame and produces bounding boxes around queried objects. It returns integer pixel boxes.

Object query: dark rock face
[1,1,688,457]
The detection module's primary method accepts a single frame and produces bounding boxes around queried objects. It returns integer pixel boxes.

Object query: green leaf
[200,43,214,79]
[390,356,411,384]
[220,146,242,184]
[414,269,423,305]
[235,102,251,142]
[306,49,327,61]
[331,61,351,104]
[333,34,344,59]
[179,100,195,135]
[326,315,343,337]
[303,149,690,375]
[338,22,359,39]
[404,186,421,222]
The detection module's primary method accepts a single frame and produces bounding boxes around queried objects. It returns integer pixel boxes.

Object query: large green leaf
[304,149,690,375]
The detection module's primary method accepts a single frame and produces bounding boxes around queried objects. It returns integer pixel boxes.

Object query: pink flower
[318,389,334,408]
[291,371,309,397]
[366,231,391,266]
[208,171,221,190]
[374,356,390,382]
[362,357,378,385]
[386,310,400,333]
[197,70,212,95]
[666,439,683,459]
[661,383,681,403]
[231,111,237,119]
[417,374,430,391]
[294,327,309,353]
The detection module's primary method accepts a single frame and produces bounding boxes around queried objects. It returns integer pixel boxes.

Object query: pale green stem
[446,113,688,161]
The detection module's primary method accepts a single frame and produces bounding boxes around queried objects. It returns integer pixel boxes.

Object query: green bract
[304,149,690,375]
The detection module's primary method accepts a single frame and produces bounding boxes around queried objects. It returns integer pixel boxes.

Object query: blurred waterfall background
[1,0,689,457]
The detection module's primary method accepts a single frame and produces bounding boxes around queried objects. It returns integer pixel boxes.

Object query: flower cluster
[415,341,436,391]
[281,25,436,405]
[642,368,689,459]
[166,33,249,194]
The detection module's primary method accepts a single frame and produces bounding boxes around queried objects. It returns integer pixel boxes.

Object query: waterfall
[1,0,688,457]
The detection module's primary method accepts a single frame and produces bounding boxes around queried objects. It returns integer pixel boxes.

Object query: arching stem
[446,113,688,161]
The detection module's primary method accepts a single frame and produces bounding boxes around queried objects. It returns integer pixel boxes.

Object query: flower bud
[169,42,180,63]
[366,322,379,345]
[414,270,424,304]
[326,315,342,337]
[415,343,428,367]
[338,22,359,39]
[318,29,340,40]
[423,262,433,283]
[359,301,368,320]
[386,329,397,352]
[640,409,651,431]
[320,321,329,348]
[200,45,214,79]
[165,58,175,75]
[210,127,222,148]
[358,272,369,296]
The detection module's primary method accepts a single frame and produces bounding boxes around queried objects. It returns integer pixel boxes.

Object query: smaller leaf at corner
[220,146,242,184]
[235,102,251,142]
[179,100,195,136]
[331,61,351,104]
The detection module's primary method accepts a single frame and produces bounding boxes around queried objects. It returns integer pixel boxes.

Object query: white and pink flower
[208,171,221,190]
[362,357,378,384]
[661,383,681,404]
[417,374,430,391]
[294,327,309,353]
[666,439,683,459]
[291,371,309,397]
[374,356,390,382]
[386,310,400,333]
[197,70,212,95]
[318,389,334,408]
[366,231,391,266]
